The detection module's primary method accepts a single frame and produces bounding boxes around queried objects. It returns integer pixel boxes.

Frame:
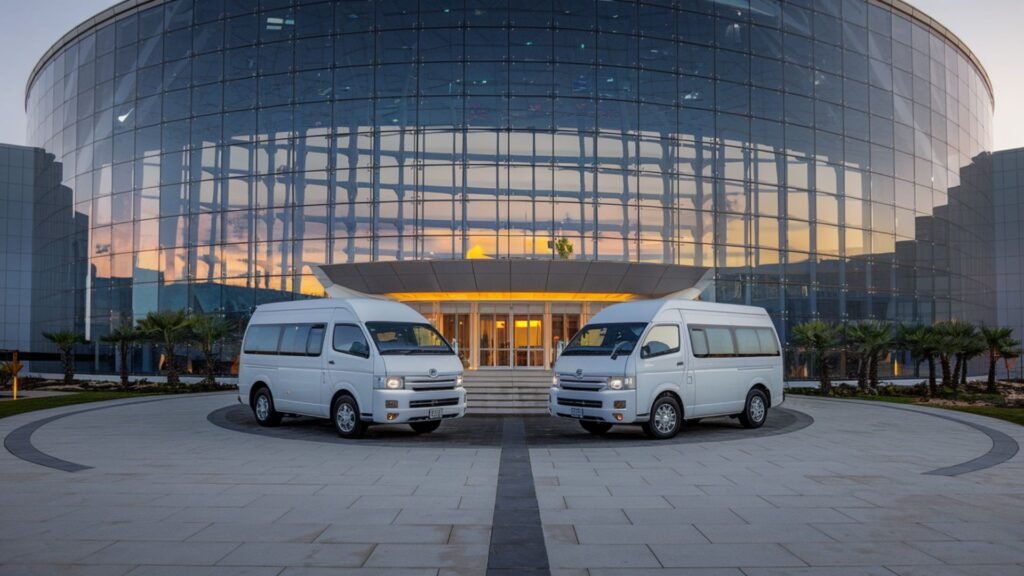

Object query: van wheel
[410,421,442,434]
[252,388,282,427]
[644,396,682,439]
[332,395,366,439]
[738,389,768,429]
[580,421,613,435]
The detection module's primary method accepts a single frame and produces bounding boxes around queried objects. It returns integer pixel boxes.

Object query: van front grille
[557,397,602,408]
[410,397,460,408]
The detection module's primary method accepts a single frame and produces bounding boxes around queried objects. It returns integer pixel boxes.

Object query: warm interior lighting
[514,320,542,329]
[465,245,491,259]
[387,291,637,302]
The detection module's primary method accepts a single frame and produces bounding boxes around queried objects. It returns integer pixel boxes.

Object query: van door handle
[676,361,685,366]
[328,360,335,365]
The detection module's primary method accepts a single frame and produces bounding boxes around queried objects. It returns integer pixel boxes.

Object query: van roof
[590,299,770,324]
[252,297,425,323]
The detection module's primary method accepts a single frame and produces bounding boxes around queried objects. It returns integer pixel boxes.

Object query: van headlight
[455,375,464,388]
[552,375,559,387]
[384,376,404,390]
[607,377,635,390]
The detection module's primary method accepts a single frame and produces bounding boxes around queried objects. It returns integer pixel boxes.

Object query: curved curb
[796,396,1020,476]
[207,404,814,448]
[3,394,231,473]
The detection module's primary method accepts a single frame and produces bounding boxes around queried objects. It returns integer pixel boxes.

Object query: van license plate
[570,407,583,418]
[429,408,443,420]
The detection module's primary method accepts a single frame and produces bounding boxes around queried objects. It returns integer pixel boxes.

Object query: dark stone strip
[4,396,216,473]
[802,397,1019,476]
[487,417,550,576]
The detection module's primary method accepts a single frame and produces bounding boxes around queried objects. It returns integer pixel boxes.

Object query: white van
[549,299,783,439]
[238,298,466,438]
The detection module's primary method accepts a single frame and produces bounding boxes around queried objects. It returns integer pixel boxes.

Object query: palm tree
[189,315,232,385]
[947,321,977,396]
[138,310,193,386]
[792,320,840,395]
[845,321,892,391]
[42,330,85,386]
[898,324,940,396]
[1000,342,1022,383]
[980,326,1018,393]
[960,333,987,389]
[931,322,956,390]
[101,324,140,391]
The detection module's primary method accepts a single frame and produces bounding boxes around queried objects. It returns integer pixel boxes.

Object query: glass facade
[25,0,995,378]
[994,147,1024,379]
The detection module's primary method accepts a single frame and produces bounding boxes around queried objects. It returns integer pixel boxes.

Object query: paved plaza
[1,393,1023,575]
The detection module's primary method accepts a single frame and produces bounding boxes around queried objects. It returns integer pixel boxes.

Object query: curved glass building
[25,0,995,378]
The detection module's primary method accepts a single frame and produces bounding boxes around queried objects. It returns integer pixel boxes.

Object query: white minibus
[238,298,466,438]
[550,299,783,439]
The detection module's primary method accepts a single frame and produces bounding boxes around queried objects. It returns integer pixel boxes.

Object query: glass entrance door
[479,312,510,368]
[513,313,544,367]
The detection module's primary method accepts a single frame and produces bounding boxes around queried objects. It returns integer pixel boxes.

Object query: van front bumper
[548,387,638,424]
[371,388,467,424]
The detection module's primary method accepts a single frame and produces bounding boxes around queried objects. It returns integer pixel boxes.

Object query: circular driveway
[1,393,1023,575]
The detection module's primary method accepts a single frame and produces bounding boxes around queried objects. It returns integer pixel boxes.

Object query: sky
[0,0,1020,151]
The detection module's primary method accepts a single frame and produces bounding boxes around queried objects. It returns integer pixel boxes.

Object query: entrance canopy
[315,260,711,301]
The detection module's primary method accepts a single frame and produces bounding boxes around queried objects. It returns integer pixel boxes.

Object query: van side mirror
[350,341,369,358]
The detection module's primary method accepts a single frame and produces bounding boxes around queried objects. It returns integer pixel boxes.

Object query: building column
[470,302,479,370]
[543,302,552,368]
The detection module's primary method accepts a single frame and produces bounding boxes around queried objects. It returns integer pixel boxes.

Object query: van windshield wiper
[380,349,415,355]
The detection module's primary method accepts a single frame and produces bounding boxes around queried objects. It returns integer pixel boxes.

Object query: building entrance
[410,301,588,370]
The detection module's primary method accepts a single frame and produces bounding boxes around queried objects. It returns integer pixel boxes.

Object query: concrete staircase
[463,370,553,415]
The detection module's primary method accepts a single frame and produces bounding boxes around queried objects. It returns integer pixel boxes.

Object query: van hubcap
[750,396,765,422]
[255,396,269,421]
[336,403,356,432]
[654,404,677,434]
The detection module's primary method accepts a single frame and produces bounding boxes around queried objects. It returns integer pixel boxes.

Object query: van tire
[332,395,366,439]
[580,421,613,435]
[410,421,442,434]
[738,389,768,429]
[252,388,282,427]
[644,396,682,439]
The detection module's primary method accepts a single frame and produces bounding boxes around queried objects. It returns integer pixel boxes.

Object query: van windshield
[364,322,454,355]
[561,323,648,357]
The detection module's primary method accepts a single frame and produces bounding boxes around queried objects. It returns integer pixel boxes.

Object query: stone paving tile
[782,541,944,566]
[216,542,374,568]
[649,543,806,568]
[280,569,435,576]
[80,541,241,566]
[539,508,632,525]
[276,507,398,525]
[588,570,743,576]
[907,540,1024,565]
[166,506,292,524]
[886,565,1024,576]
[63,520,209,542]
[1,539,116,565]
[693,523,833,544]
[730,507,858,524]
[546,543,662,569]
[393,508,493,525]
[126,567,284,576]
[190,522,330,543]
[315,524,451,544]
[575,524,709,545]
[0,565,135,576]
[363,544,488,569]
[811,521,955,542]
[564,495,671,509]
[624,507,747,525]
[742,568,897,576]
[922,521,1024,542]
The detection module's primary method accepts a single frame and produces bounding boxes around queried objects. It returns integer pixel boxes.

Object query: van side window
[689,328,709,357]
[756,327,780,356]
[641,325,680,358]
[688,324,780,358]
[333,324,370,358]
[705,327,736,356]
[307,324,326,356]
[243,325,281,354]
[734,328,760,355]
[279,325,313,355]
